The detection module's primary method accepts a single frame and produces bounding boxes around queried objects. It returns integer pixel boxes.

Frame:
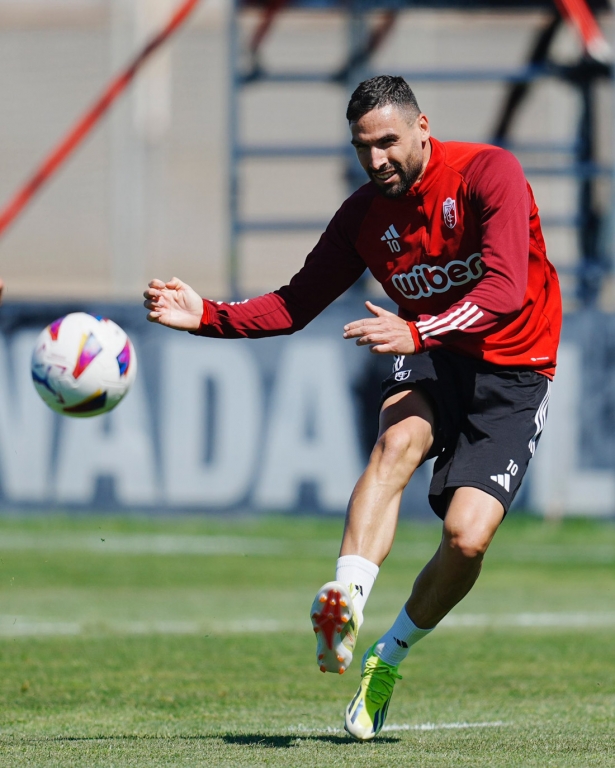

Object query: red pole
[553,0,611,63]
[0,0,202,238]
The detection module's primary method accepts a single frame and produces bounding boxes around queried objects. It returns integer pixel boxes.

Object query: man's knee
[443,525,491,561]
[443,488,504,561]
[371,419,431,479]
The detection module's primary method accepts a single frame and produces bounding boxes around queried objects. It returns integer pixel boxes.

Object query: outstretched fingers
[344,318,378,336]
[354,330,390,347]
[369,342,397,354]
[344,318,388,341]
[343,303,395,339]
[343,302,416,355]
[364,300,395,318]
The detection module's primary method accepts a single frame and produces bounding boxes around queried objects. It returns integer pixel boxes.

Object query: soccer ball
[31,312,137,417]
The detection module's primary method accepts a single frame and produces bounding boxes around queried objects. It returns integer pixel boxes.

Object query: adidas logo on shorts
[490,473,510,492]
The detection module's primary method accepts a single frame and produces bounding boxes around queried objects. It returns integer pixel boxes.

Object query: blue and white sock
[335,555,379,624]
[374,607,434,666]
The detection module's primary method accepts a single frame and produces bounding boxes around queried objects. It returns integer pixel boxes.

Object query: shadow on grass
[222,733,400,747]
[24,736,209,743]
[20,733,399,747]
[222,734,302,749]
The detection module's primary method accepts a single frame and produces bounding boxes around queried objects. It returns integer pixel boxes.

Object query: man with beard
[143,75,561,740]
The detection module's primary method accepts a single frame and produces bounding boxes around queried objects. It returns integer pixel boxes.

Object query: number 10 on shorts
[507,459,519,476]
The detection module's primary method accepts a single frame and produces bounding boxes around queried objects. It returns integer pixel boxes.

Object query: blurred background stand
[229,0,612,306]
[0,0,613,517]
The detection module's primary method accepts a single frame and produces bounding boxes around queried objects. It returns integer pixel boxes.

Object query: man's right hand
[143,277,203,331]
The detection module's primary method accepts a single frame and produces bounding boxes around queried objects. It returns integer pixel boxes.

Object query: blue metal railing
[229,5,613,304]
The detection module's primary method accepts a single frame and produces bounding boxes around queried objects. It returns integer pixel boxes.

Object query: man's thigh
[380,387,436,433]
[379,350,464,460]
[430,368,551,519]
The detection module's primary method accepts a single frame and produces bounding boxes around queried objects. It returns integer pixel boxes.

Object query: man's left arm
[410,148,530,353]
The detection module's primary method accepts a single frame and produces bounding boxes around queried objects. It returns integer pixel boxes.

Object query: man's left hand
[344,301,416,355]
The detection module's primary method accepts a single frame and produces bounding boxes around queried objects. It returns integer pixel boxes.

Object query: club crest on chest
[443,197,457,229]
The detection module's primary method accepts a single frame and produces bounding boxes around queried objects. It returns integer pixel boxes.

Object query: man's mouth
[371,167,398,182]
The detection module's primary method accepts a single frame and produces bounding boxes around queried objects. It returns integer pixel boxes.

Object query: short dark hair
[346,75,420,123]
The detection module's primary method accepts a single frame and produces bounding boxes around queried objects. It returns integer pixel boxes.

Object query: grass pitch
[0,513,614,766]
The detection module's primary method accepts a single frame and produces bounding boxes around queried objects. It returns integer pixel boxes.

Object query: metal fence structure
[229,0,613,303]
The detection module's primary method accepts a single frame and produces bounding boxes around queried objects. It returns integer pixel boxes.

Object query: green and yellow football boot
[344,643,402,740]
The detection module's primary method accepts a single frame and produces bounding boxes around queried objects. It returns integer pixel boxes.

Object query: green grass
[0,513,614,766]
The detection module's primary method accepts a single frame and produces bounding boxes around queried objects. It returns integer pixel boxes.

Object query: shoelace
[362,656,402,707]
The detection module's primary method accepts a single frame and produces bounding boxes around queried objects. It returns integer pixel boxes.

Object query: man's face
[350,105,431,198]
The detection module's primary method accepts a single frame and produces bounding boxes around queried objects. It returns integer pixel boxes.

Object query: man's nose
[368,147,388,169]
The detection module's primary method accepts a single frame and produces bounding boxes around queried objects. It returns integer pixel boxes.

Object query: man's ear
[418,113,430,141]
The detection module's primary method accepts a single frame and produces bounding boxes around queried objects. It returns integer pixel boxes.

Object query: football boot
[310,581,360,674]
[344,642,402,740]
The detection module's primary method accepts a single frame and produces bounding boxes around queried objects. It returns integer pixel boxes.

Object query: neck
[415,138,432,186]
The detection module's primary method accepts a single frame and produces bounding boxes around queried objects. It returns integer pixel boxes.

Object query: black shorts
[381,349,551,519]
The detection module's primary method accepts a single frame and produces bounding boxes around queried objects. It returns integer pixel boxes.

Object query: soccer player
[143,75,561,740]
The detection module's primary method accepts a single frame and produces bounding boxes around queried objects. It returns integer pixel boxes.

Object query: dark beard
[369,158,423,199]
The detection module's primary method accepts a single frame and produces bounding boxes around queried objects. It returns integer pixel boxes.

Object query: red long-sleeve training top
[195,137,562,377]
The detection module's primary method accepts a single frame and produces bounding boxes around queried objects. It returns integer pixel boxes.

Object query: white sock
[374,607,434,666]
[335,555,379,622]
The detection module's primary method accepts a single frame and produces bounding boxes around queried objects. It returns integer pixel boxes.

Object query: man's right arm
[193,201,369,339]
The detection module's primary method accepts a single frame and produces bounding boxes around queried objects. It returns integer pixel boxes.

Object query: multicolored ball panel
[116,341,131,377]
[31,367,60,399]
[48,316,64,341]
[63,390,108,414]
[72,332,103,379]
